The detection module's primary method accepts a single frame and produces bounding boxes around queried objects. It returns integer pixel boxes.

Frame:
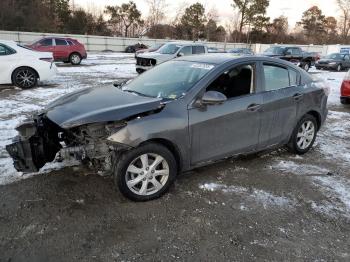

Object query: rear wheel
[12,67,38,89]
[114,143,177,201]
[69,53,82,65]
[288,114,318,155]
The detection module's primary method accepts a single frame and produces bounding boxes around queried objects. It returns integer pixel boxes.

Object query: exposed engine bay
[6,114,126,173]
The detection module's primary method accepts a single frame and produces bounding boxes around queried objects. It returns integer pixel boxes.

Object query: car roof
[176,54,306,66]
[166,42,206,47]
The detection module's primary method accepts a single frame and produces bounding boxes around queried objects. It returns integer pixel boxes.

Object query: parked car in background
[227,48,254,55]
[307,52,321,65]
[27,37,87,65]
[341,70,350,104]
[135,43,164,58]
[125,43,148,53]
[6,55,328,201]
[208,47,225,53]
[315,53,350,72]
[136,42,208,73]
[0,40,57,89]
[262,46,315,71]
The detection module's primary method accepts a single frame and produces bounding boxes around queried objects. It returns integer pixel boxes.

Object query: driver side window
[180,46,192,56]
[206,64,255,99]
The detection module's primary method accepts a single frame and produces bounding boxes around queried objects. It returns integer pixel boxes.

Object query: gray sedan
[6,55,329,201]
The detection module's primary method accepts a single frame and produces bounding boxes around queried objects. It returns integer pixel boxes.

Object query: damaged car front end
[6,86,164,174]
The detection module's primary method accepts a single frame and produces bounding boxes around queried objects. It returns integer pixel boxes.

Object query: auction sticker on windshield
[191,63,215,70]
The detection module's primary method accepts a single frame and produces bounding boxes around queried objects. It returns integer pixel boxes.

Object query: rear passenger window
[263,64,290,91]
[0,44,15,55]
[55,39,68,46]
[67,40,74,46]
[193,46,205,54]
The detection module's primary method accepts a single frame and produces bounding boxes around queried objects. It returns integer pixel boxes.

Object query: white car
[0,40,57,89]
[136,42,208,73]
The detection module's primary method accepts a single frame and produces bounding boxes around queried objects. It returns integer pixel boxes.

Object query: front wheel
[114,143,178,201]
[303,62,310,72]
[70,53,82,65]
[12,67,38,89]
[288,114,318,155]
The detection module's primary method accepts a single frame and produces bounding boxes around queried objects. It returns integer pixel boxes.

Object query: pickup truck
[262,46,316,71]
[135,42,208,73]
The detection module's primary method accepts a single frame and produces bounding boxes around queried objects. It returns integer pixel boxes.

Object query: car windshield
[157,43,181,54]
[264,47,285,55]
[122,61,215,99]
[324,53,341,59]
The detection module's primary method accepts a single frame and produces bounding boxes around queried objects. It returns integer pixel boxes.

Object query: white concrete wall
[0,30,347,55]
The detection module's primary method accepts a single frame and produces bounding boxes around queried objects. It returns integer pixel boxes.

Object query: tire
[287,114,318,155]
[303,62,310,72]
[69,53,82,65]
[336,64,342,72]
[114,143,178,201]
[12,67,38,89]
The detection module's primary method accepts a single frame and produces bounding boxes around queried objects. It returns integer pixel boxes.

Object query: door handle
[293,93,303,100]
[247,104,261,112]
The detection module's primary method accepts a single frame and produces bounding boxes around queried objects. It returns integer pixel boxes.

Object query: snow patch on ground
[272,160,330,175]
[309,69,346,105]
[272,159,350,218]
[199,183,293,208]
[312,176,350,218]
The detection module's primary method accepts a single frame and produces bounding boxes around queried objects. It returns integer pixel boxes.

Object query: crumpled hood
[45,87,163,128]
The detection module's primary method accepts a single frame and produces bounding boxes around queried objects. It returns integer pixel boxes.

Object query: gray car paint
[107,55,328,172]
[45,87,163,128]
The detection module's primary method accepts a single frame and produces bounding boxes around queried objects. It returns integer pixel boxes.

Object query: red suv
[341,70,350,104]
[27,37,87,65]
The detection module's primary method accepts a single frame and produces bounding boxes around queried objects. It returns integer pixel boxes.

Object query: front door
[188,63,263,165]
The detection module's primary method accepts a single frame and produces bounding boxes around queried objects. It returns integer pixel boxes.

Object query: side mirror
[177,52,184,57]
[199,91,227,106]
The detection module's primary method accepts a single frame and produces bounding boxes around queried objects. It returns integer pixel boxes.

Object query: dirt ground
[1,55,350,261]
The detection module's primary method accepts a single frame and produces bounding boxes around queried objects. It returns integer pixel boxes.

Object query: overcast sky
[75,0,340,28]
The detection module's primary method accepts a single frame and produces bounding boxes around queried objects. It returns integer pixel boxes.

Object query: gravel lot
[0,53,349,261]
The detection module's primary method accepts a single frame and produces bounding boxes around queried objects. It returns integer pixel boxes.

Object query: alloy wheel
[296,120,315,150]
[125,153,170,196]
[71,54,81,65]
[15,69,36,88]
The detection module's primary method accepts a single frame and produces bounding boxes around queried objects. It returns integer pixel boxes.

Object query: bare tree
[145,0,167,29]
[337,0,350,42]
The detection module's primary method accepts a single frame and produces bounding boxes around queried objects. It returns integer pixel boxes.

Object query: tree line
[0,0,350,44]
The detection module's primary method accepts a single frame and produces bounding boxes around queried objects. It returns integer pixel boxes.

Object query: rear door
[54,38,69,61]
[258,63,301,149]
